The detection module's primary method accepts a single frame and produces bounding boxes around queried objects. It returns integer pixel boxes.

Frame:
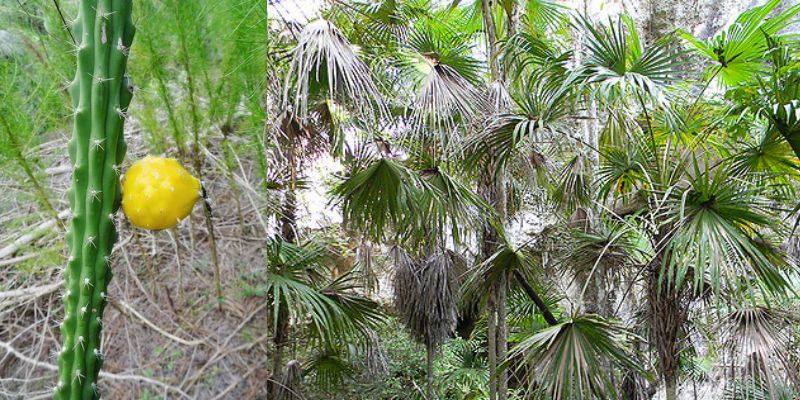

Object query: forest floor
[0,120,287,399]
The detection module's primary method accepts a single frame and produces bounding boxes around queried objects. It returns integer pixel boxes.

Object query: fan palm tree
[256,237,383,398]
[273,16,394,393]
[558,8,800,400]
[324,5,505,396]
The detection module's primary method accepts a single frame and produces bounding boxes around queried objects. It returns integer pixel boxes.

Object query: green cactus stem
[56,0,135,399]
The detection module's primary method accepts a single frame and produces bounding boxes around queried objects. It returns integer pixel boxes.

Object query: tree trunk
[497,273,508,400]
[480,0,498,78]
[503,1,516,37]
[280,139,298,243]
[665,378,678,400]
[478,3,510,399]
[271,303,290,399]
[646,255,687,400]
[487,287,498,400]
[272,138,298,398]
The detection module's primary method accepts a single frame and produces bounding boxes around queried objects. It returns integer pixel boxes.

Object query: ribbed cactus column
[56,0,135,399]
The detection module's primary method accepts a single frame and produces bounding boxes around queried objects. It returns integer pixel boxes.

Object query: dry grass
[0,120,284,399]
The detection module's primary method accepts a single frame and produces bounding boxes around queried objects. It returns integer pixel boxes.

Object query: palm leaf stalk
[56,0,135,398]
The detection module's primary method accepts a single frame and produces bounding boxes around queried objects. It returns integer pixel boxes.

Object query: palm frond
[331,158,421,241]
[305,347,356,392]
[522,0,567,33]
[499,32,569,81]
[662,164,793,295]
[418,166,495,243]
[552,154,592,213]
[463,68,575,172]
[508,314,651,400]
[264,238,383,347]
[398,20,487,143]
[730,127,800,201]
[462,243,535,304]
[681,0,800,87]
[283,19,387,119]
[577,14,682,102]
[596,145,645,202]
[332,156,491,245]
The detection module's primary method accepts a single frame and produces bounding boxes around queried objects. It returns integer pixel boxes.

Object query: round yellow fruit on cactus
[121,156,201,230]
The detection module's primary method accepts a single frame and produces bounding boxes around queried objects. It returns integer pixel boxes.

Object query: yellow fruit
[121,156,201,230]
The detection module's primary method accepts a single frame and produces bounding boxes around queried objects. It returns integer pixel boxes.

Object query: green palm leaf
[264,238,383,347]
[331,158,421,241]
[577,14,683,102]
[662,164,793,295]
[508,314,651,400]
[463,68,575,172]
[332,156,491,244]
[680,0,800,87]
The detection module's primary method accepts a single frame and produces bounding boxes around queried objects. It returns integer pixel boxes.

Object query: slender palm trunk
[496,272,508,398]
[272,138,298,398]
[487,286,498,400]
[271,302,290,398]
[478,3,510,398]
[480,177,507,400]
[480,0,498,78]
[646,253,687,400]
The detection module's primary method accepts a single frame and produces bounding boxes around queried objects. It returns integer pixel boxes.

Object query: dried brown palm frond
[391,246,460,349]
[391,245,461,397]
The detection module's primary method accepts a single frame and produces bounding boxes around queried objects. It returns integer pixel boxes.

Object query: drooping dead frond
[283,19,386,120]
[391,246,459,350]
[410,62,486,134]
[390,245,419,324]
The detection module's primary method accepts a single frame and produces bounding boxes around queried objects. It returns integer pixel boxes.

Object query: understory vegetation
[2,0,800,399]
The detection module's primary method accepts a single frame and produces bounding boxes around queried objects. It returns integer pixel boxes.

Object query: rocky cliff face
[574,0,796,42]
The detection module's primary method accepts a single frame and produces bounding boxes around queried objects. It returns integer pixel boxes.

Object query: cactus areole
[122,156,202,230]
[56,1,135,398]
